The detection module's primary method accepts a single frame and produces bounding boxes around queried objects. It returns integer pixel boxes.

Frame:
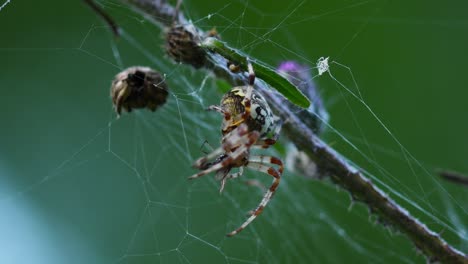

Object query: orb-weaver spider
[189,62,283,237]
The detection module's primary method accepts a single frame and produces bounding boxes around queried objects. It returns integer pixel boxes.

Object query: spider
[189,62,283,237]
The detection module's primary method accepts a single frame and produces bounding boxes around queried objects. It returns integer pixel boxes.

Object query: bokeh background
[1,0,467,263]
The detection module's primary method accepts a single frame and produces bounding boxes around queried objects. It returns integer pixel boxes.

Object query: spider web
[1,0,467,263]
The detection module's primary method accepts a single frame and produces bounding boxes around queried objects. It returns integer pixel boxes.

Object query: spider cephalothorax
[189,62,283,237]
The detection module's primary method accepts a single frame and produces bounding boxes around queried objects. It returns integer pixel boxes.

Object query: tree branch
[105,0,467,262]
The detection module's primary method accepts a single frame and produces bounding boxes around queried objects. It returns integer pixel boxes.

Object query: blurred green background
[1,0,467,263]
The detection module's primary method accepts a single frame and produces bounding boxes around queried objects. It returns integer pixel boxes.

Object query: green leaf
[200,37,311,109]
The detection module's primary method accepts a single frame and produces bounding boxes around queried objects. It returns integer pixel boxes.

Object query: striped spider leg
[189,123,283,237]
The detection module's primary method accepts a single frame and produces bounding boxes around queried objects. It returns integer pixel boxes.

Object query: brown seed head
[110,66,169,116]
[165,23,206,68]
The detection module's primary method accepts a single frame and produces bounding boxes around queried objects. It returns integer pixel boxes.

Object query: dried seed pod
[165,23,206,68]
[110,66,168,116]
[165,23,219,68]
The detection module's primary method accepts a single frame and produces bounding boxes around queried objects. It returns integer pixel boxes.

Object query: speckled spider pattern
[189,62,283,237]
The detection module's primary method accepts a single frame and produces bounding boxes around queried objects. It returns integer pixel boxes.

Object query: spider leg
[189,126,258,180]
[247,60,255,86]
[241,154,283,193]
[189,147,242,180]
[223,168,272,198]
[206,105,224,113]
[216,169,229,193]
[226,156,283,237]
[244,155,283,207]
[207,105,231,122]
[241,60,255,121]
[249,155,284,174]
[219,167,244,193]
[192,124,255,169]
[192,145,227,169]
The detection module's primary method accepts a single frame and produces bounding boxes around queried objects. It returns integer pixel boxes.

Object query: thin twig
[438,169,468,187]
[95,0,467,262]
[83,0,120,37]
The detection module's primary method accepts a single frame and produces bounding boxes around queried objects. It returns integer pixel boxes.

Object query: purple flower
[277,60,329,134]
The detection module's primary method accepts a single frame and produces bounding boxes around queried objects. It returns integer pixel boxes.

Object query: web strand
[1,0,466,263]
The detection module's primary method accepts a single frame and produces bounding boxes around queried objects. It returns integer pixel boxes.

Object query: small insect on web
[317,57,330,76]
[188,61,284,237]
